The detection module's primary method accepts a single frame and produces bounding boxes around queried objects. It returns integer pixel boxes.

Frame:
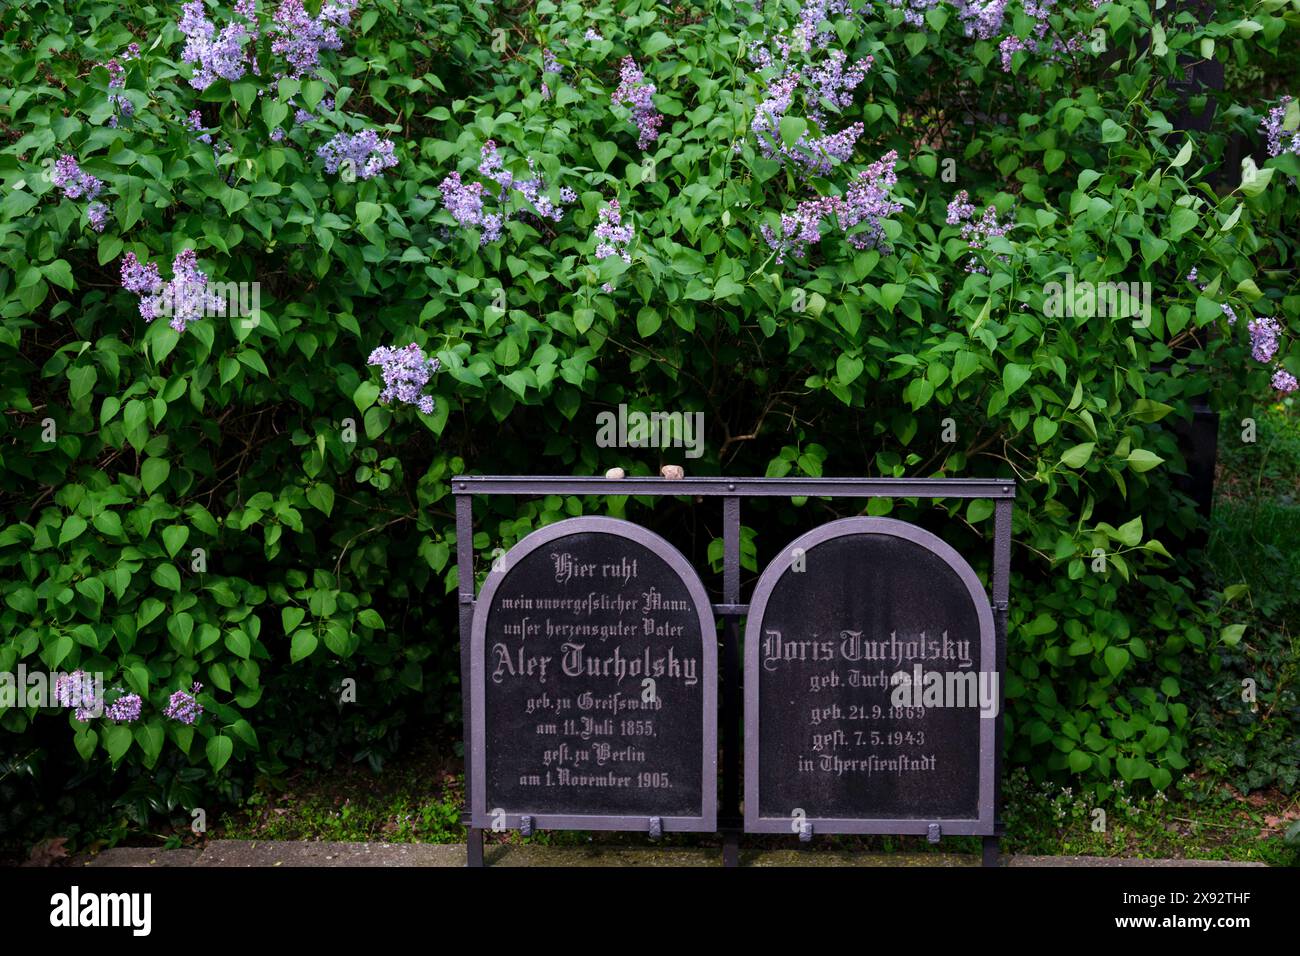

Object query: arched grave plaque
[470,516,717,832]
[744,516,997,836]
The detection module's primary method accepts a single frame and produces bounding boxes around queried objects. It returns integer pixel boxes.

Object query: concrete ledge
[80,847,204,868]
[72,841,1269,868]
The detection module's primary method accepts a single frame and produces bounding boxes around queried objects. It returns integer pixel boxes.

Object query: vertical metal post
[984,495,1013,868]
[456,491,484,868]
[722,495,741,868]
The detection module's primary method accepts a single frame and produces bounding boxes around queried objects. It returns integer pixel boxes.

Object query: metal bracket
[519,815,533,837]
[927,823,941,844]
[648,817,662,840]
[798,821,813,843]
[992,600,1008,613]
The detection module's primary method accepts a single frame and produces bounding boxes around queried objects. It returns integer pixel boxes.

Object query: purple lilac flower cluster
[885,0,944,29]
[119,250,224,333]
[996,0,1087,72]
[185,110,214,145]
[746,6,873,179]
[50,155,109,233]
[51,155,103,201]
[612,57,662,150]
[1248,316,1282,364]
[751,72,868,178]
[791,0,856,53]
[946,189,1013,272]
[105,692,143,724]
[367,343,441,414]
[269,0,358,78]
[316,129,398,180]
[439,140,574,244]
[541,49,563,99]
[593,199,635,262]
[164,682,204,725]
[1245,316,1296,394]
[1187,270,1294,392]
[56,671,101,721]
[103,47,139,127]
[1260,96,1300,159]
[749,3,899,262]
[761,151,903,262]
[178,0,259,91]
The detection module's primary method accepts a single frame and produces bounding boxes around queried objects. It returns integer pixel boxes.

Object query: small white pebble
[605,467,625,479]
[660,465,684,480]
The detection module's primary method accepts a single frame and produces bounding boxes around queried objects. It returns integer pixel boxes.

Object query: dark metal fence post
[722,495,742,867]
[984,496,1014,867]
[456,491,484,867]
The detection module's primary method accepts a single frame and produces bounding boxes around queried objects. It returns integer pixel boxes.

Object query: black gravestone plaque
[471,516,717,832]
[744,516,996,836]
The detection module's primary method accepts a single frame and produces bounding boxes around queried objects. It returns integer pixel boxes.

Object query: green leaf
[141,458,171,495]
[779,116,807,147]
[836,354,864,385]
[206,734,234,772]
[104,725,133,763]
[152,564,181,591]
[59,514,88,547]
[291,630,319,663]
[1115,516,1143,547]
[1100,119,1126,143]
[1104,645,1130,677]
[306,483,335,515]
[354,380,380,412]
[225,629,251,659]
[1126,449,1164,472]
[134,721,165,766]
[1167,207,1198,238]
[636,307,662,337]
[355,201,381,229]
[41,259,75,290]
[282,607,306,634]
[1219,624,1246,647]
[592,142,618,170]
[1002,363,1031,396]
[162,525,190,557]
[1059,443,1095,469]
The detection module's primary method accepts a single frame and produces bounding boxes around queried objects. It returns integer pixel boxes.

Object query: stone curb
[71,841,1269,868]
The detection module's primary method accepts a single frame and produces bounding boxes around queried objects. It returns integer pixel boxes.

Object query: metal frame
[453,475,1014,867]
[467,516,717,834]
[742,516,997,837]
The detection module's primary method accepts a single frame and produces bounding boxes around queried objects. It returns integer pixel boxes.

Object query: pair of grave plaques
[468,514,998,838]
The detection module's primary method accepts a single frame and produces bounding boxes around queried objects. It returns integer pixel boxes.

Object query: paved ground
[69,841,1268,867]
